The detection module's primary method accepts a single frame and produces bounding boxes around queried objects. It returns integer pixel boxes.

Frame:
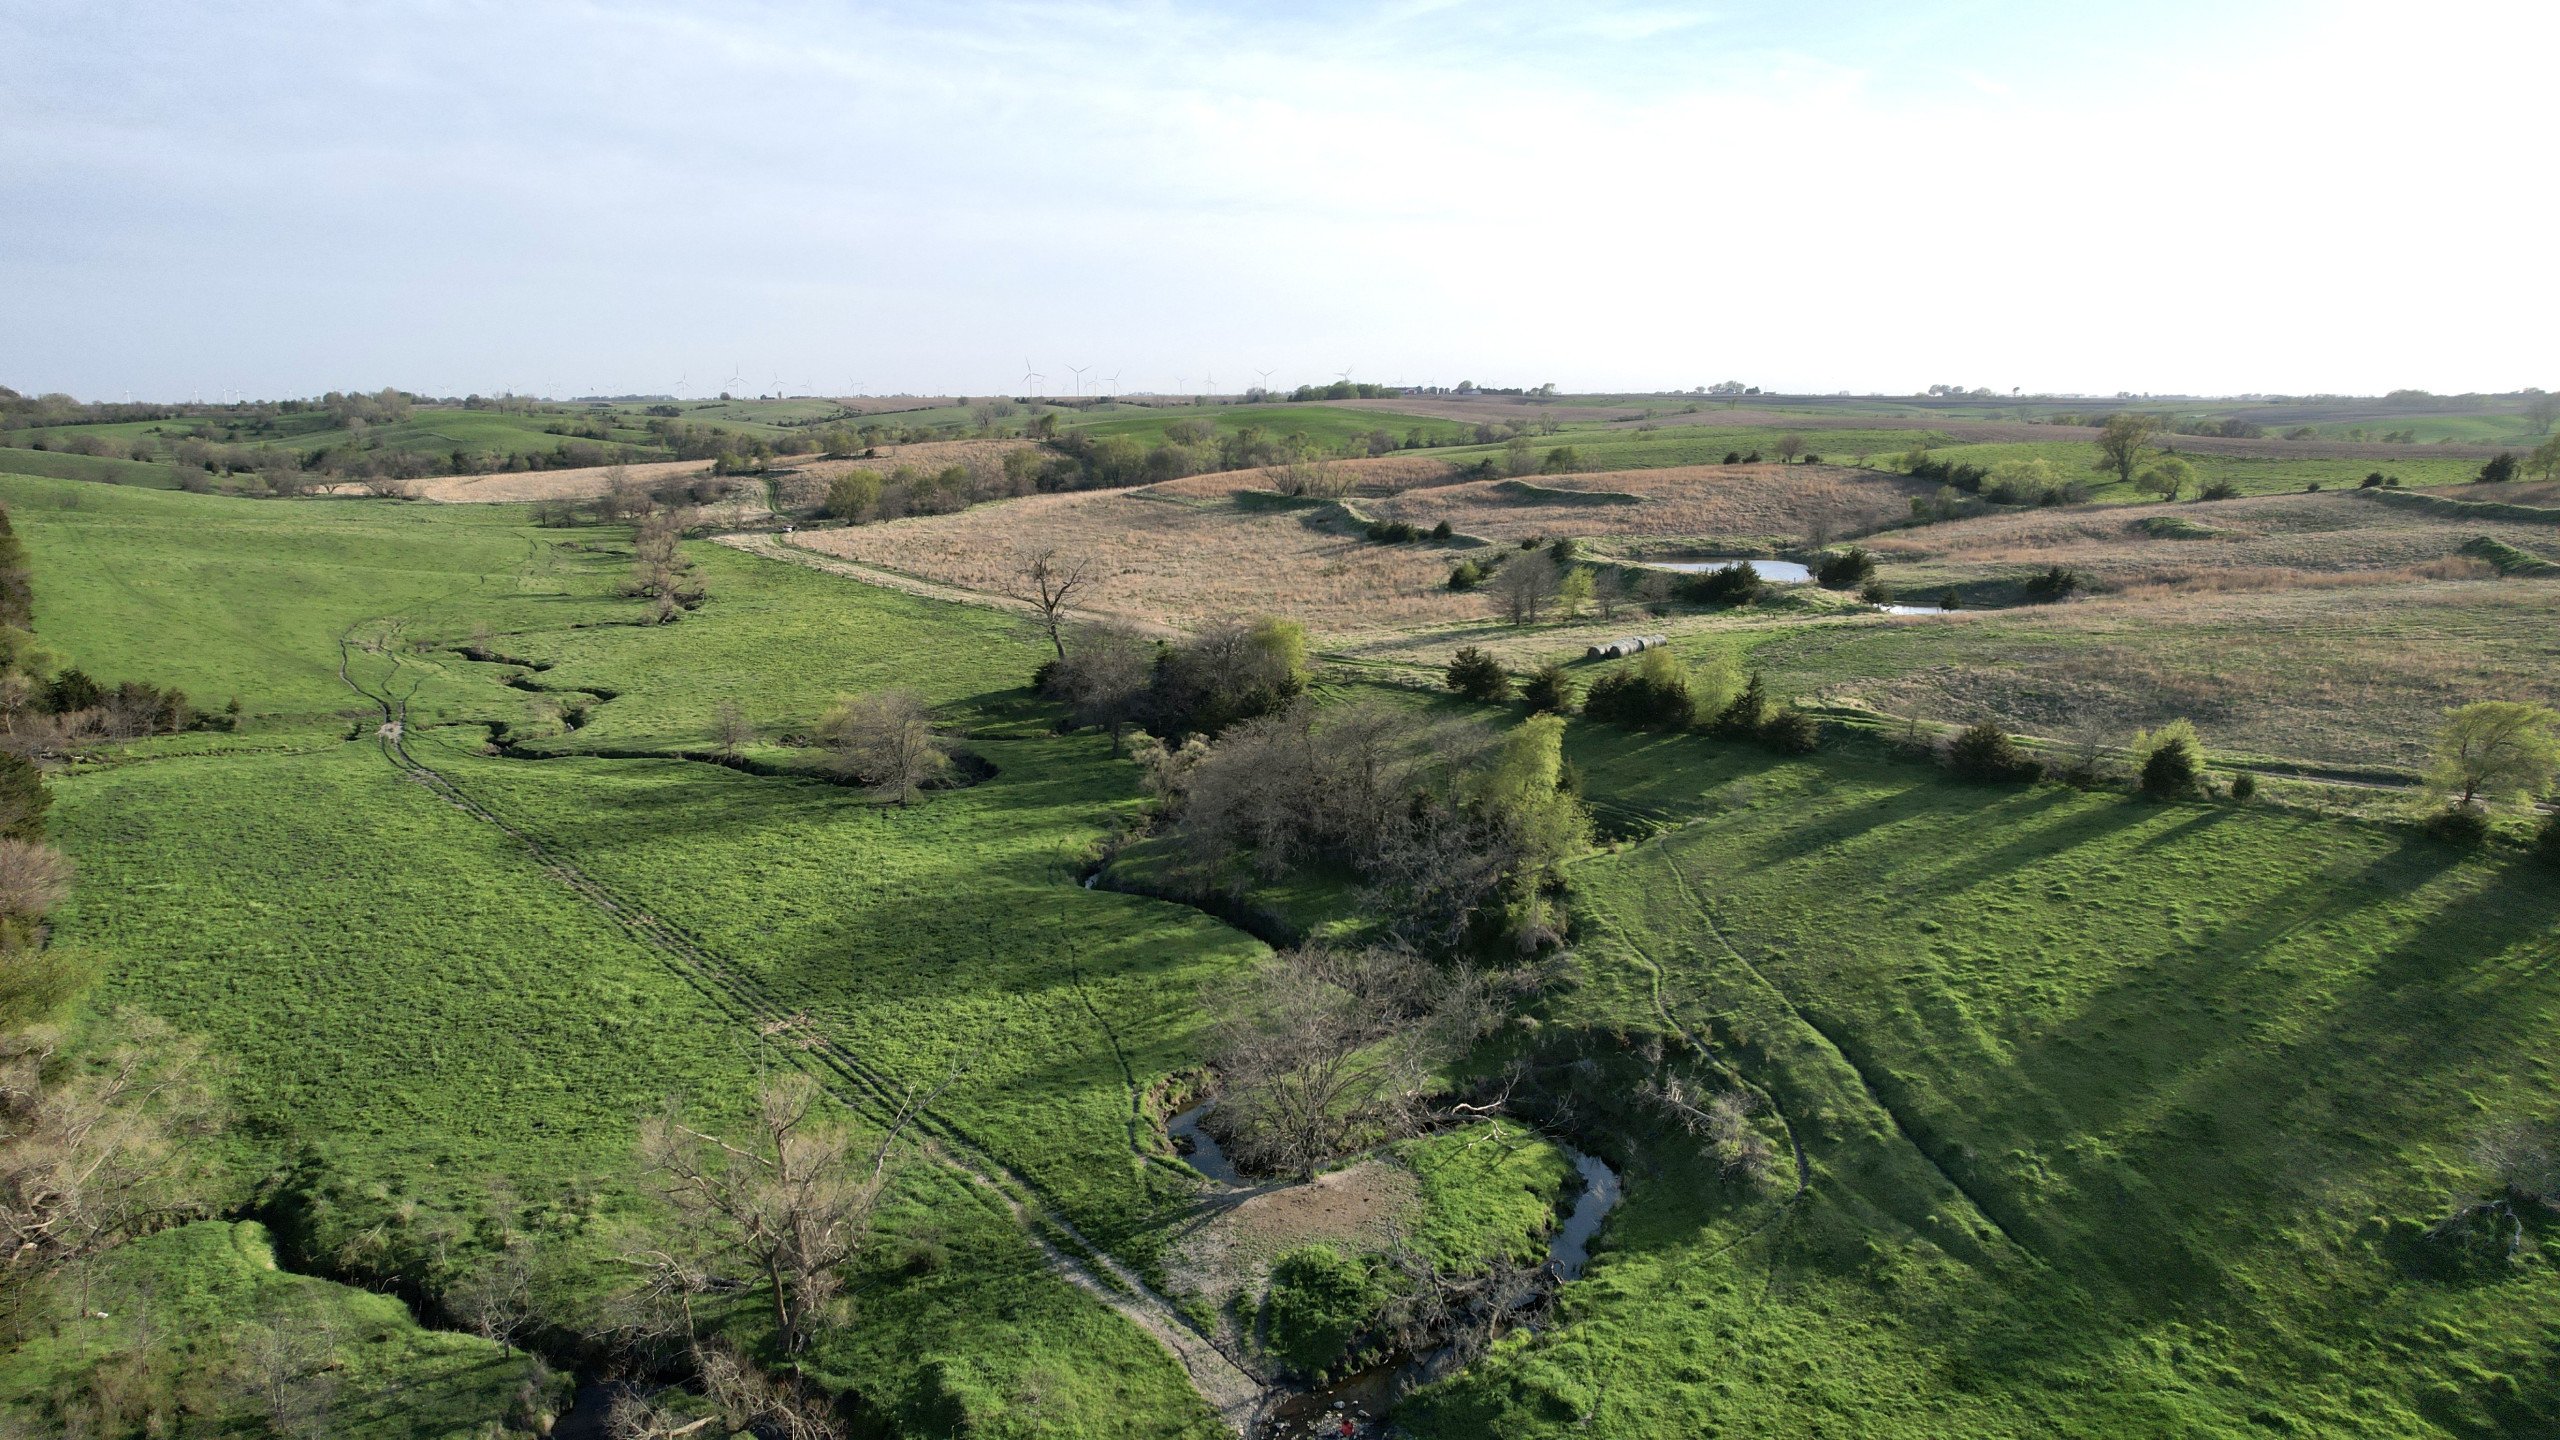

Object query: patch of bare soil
[1164,1161,1423,1356]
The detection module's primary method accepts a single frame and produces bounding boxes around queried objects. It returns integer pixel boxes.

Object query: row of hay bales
[1586,634,1668,660]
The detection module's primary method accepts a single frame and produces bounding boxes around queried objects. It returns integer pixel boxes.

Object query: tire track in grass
[1653,842,2032,1261]
[336,624,1272,1435]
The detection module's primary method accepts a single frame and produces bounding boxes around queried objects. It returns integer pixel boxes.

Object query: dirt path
[333,623,1272,1434]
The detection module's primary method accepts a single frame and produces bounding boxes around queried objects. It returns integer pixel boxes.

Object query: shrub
[1263,1245,1383,1377]
[2479,453,2519,484]
[824,470,882,521]
[1948,722,2035,782]
[1447,560,1484,592]
[1814,547,1877,590]
[1760,709,1820,754]
[1518,536,1542,550]
[2133,718,2204,798]
[1365,519,1420,543]
[1429,519,1453,540]
[1722,451,1742,465]
[1713,672,1769,736]
[2362,471,2387,488]
[1521,663,1576,715]
[1801,453,1822,464]
[2424,805,2492,845]
[1584,648,1695,729]
[1548,536,1581,564]
[1684,562,1764,607]
[2199,478,2240,500]
[1445,646,1513,703]
[2023,565,2081,601]
[2229,771,2257,803]
[1859,580,1894,606]
[1543,446,1584,474]
[1938,587,1961,610]
[1743,450,1763,463]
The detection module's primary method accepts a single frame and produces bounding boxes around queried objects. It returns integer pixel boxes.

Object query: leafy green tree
[2135,455,2194,501]
[1446,559,1483,592]
[2477,452,2519,484]
[2095,412,2161,486]
[1557,566,1595,619]
[2529,434,2560,483]
[2133,718,2204,798]
[2424,701,2560,810]
[1444,647,1512,703]
[822,470,881,521]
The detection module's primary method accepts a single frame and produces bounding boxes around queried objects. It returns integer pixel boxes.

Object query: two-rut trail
[334,624,1272,1434]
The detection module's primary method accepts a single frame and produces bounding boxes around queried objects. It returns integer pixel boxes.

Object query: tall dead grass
[796,490,1482,636]
[1363,464,1929,545]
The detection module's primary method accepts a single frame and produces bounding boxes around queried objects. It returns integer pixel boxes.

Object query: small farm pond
[1641,556,1811,583]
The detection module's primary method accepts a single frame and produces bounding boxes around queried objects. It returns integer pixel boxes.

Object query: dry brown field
[414,459,714,503]
[793,489,1487,637]
[764,439,1039,509]
[1863,489,2560,594]
[1143,453,1467,501]
[1361,464,1931,549]
[1749,579,2560,772]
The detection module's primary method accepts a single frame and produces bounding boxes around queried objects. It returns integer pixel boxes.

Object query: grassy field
[1397,723,2560,1437]
[14,432,2560,1435]
[0,1221,558,1437]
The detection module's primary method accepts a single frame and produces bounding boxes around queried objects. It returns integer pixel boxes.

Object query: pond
[1641,556,1812,583]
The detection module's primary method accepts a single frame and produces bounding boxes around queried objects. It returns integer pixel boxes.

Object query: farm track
[1654,849,2032,1262]
[333,624,1272,1435]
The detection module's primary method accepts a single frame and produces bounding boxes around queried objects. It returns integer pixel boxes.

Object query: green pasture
[0,1221,557,1438]
[0,446,184,487]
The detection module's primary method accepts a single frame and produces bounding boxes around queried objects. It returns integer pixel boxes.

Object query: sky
[3,0,2552,402]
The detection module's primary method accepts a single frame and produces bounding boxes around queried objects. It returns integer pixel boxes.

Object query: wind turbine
[1103,371,1121,397]
[1337,365,1354,384]
[1067,363,1090,397]
[1021,359,1045,396]
[1205,371,1216,397]
[1255,367,1274,394]
[724,362,742,396]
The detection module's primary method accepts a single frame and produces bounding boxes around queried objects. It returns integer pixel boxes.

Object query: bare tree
[607,1340,843,1440]
[1488,553,1560,626]
[1204,945,1473,1179]
[1775,432,1805,465]
[710,700,754,758]
[813,691,949,805]
[450,1244,537,1356]
[1008,548,1094,661]
[1640,1071,1774,1184]
[1591,567,1627,622]
[0,839,72,921]
[0,1012,222,1314]
[234,1312,340,1439]
[1045,624,1154,754]
[638,1074,892,1353]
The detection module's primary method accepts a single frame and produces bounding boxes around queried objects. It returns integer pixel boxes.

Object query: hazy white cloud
[1,0,2550,399]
